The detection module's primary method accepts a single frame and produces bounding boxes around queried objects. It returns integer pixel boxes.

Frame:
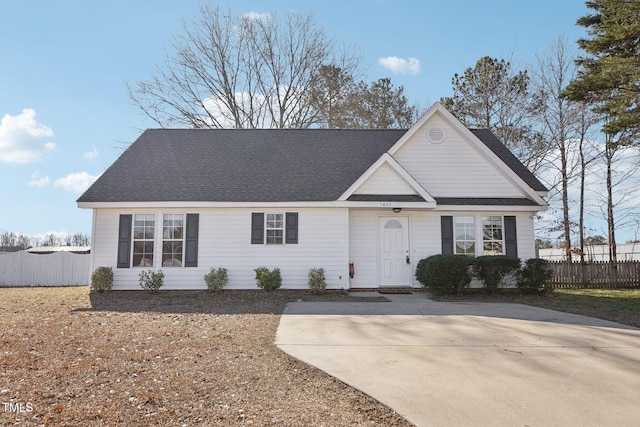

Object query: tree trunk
[605,143,617,265]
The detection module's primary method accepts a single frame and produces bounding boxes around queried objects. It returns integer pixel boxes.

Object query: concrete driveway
[275,292,640,427]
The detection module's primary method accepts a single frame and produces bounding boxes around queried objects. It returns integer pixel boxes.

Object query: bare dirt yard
[0,287,412,426]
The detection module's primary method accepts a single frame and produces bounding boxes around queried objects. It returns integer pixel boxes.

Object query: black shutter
[504,216,518,258]
[441,216,454,254]
[251,213,264,244]
[285,212,298,244]
[184,213,199,267]
[117,214,132,268]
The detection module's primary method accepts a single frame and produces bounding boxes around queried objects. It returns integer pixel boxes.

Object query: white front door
[378,216,410,286]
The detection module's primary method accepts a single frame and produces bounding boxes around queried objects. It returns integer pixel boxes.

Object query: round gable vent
[427,126,446,143]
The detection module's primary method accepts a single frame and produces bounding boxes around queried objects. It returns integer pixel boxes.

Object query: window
[162,214,184,266]
[454,216,475,256]
[251,212,298,245]
[133,214,155,267]
[441,215,515,257]
[118,213,198,269]
[482,216,503,255]
[266,213,284,244]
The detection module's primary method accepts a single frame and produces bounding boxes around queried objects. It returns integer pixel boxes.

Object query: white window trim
[453,215,506,257]
[132,213,156,268]
[130,212,189,268]
[265,212,285,245]
[161,213,185,267]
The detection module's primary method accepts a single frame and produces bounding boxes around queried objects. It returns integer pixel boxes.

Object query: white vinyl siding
[393,115,526,198]
[89,207,536,290]
[91,208,349,290]
[354,163,416,195]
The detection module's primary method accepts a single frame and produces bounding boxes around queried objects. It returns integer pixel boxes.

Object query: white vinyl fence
[0,251,90,287]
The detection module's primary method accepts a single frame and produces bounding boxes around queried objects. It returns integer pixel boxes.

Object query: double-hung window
[133,214,155,267]
[162,214,184,266]
[482,216,503,255]
[445,215,513,257]
[118,213,199,268]
[251,212,298,245]
[265,213,284,245]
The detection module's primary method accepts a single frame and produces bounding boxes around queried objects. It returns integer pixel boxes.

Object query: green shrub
[415,254,473,295]
[139,269,165,291]
[91,266,113,292]
[254,266,282,291]
[517,258,553,294]
[473,256,521,294]
[308,267,326,294]
[204,267,228,292]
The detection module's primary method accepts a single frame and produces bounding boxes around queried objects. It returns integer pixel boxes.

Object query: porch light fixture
[392,207,402,213]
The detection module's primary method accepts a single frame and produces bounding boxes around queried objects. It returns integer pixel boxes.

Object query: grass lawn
[445,288,640,328]
[529,288,640,328]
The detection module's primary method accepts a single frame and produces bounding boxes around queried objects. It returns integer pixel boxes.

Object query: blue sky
[1,0,590,240]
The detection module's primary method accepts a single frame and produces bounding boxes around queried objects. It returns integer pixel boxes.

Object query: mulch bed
[0,287,412,426]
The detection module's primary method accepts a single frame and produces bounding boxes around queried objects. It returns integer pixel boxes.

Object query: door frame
[377,215,411,287]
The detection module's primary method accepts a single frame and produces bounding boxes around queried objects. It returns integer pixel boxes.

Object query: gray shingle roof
[78,129,405,203]
[78,127,547,204]
[469,129,548,192]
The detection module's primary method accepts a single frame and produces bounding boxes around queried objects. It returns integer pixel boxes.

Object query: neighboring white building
[77,103,548,290]
[539,242,640,262]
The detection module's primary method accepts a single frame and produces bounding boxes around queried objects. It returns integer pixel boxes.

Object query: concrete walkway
[275,292,640,427]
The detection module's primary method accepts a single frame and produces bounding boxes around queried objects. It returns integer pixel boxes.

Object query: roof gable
[386,103,547,205]
[339,153,436,206]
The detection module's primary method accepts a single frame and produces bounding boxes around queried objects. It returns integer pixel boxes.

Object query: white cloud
[53,172,100,194]
[83,146,98,160]
[378,56,421,75]
[28,171,50,187]
[0,108,55,163]
[242,11,270,21]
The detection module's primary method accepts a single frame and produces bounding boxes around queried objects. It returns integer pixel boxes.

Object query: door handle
[406,255,410,264]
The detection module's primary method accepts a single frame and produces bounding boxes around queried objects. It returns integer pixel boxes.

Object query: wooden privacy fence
[547,260,640,288]
[0,251,90,287]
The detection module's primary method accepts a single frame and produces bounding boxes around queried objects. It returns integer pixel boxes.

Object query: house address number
[380,202,392,207]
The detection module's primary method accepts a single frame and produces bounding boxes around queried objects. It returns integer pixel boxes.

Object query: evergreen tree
[564,0,640,141]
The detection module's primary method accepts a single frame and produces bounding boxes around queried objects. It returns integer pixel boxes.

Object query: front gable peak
[339,153,436,206]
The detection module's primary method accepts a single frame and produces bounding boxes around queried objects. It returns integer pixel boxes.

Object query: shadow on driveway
[276,292,640,427]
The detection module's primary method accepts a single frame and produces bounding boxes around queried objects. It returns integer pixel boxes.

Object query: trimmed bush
[473,256,521,294]
[415,254,473,295]
[517,258,553,294]
[204,267,228,292]
[139,269,165,291]
[91,266,113,292]
[254,266,282,291]
[308,267,326,294]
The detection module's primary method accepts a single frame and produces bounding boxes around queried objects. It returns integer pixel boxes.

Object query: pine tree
[564,0,640,141]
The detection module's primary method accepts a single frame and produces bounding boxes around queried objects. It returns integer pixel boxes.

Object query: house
[77,103,548,290]
[539,243,640,262]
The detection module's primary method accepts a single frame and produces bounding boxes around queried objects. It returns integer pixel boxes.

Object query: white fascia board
[77,200,436,209]
[338,153,435,203]
[434,204,548,212]
[387,102,547,206]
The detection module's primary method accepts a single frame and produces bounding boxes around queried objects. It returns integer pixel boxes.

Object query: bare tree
[532,37,585,260]
[128,5,362,129]
[599,135,640,264]
[575,104,599,263]
[0,231,32,250]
